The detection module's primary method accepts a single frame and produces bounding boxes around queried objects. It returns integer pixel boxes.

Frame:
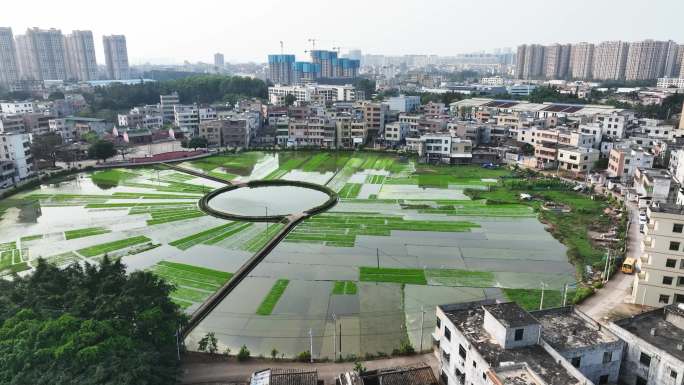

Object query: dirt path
[181,352,439,384]
[579,202,642,322]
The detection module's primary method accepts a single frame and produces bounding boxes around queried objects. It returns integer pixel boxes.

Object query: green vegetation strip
[145,208,206,225]
[20,234,43,242]
[286,214,478,247]
[339,183,362,199]
[243,224,284,253]
[425,269,495,287]
[503,288,575,311]
[65,227,111,240]
[76,236,151,258]
[256,279,290,315]
[365,175,386,184]
[332,281,358,295]
[169,222,253,250]
[149,261,233,308]
[359,267,427,285]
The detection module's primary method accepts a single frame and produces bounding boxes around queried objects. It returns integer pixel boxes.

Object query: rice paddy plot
[425,269,495,287]
[43,251,81,267]
[169,222,254,250]
[64,227,111,240]
[256,279,290,315]
[285,214,479,247]
[414,201,535,217]
[365,175,386,184]
[359,267,427,285]
[150,261,233,308]
[0,241,30,275]
[242,224,284,253]
[90,169,139,186]
[76,235,152,258]
[338,183,362,198]
[87,202,196,209]
[144,208,206,225]
[332,280,358,295]
[20,234,43,242]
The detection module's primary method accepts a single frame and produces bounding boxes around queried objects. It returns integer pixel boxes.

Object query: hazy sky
[3,0,683,65]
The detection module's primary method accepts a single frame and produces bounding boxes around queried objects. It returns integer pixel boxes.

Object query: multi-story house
[0,132,33,180]
[607,303,684,385]
[608,146,654,181]
[634,203,684,307]
[557,146,599,175]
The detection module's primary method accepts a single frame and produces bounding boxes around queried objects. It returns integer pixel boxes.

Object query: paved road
[181,352,439,384]
[579,202,641,322]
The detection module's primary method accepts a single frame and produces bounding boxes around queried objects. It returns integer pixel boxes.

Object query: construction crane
[306,38,317,53]
[279,41,284,55]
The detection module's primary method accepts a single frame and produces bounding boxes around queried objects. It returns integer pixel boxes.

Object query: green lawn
[90,169,139,186]
[76,236,152,258]
[359,267,427,285]
[256,279,290,315]
[169,222,254,250]
[64,227,111,240]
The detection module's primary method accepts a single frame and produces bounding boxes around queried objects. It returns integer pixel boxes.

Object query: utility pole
[539,282,546,310]
[309,328,313,363]
[339,322,342,355]
[562,283,569,307]
[175,328,181,360]
[332,313,337,360]
[376,248,380,269]
[603,249,611,284]
[419,306,426,353]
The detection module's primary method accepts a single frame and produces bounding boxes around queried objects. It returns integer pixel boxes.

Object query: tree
[88,140,117,162]
[237,345,251,361]
[48,91,65,101]
[31,132,64,167]
[198,332,218,354]
[270,348,279,360]
[0,257,186,385]
[284,94,296,106]
[115,141,133,160]
[182,137,208,150]
[593,158,609,170]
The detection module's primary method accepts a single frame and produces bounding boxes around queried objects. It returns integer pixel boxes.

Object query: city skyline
[3,0,684,64]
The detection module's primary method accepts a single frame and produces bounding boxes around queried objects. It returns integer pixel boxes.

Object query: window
[599,375,609,385]
[663,276,673,285]
[678,277,684,286]
[670,241,680,251]
[639,352,651,366]
[602,351,612,363]
[677,294,684,304]
[681,259,684,269]
[436,318,441,329]
[472,361,477,368]
[660,295,670,304]
[571,356,581,368]
[514,328,524,341]
[636,376,647,385]
[674,223,684,233]
[667,259,677,268]
[444,328,451,341]
[671,369,678,379]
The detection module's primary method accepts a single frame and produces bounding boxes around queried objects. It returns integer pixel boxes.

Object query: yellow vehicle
[622,257,636,274]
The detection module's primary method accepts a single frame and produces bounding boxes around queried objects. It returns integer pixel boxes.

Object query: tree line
[0,257,186,385]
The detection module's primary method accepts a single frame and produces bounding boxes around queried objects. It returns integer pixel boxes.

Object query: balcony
[641,236,653,251]
[640,253,649,264]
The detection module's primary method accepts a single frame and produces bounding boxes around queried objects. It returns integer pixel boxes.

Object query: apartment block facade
[634,204,684,307]
[102,35,130,80]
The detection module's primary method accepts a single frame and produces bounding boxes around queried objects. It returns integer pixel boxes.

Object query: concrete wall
[483,310,539,349]
[608,323,684,385]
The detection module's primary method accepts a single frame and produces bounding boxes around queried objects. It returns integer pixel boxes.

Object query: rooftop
[483,302,540,328]
[649,203,684,215]
[612,304,684,362]
[250,368,318,385]
[439,300,585,385]
[531,307,619,351]
[340,365,438,385]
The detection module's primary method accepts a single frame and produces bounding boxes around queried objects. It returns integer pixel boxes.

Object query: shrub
[270,348,279,360]
[237,345,251,361]
[297,350,311,362]
[572,287,595,304]
[198,332,218,354]
[353,361,366,374]
[392,339,415,356]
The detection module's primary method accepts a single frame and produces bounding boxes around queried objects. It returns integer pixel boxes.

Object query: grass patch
[256,279,290,315]
[90,169,138,186]
[20,234,43,242]
[339,183,362,198]
[503,288,574,311]
[359,267,427,285]
[65,227,111,240]
[76,236,151,258]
